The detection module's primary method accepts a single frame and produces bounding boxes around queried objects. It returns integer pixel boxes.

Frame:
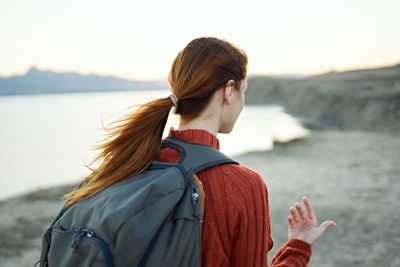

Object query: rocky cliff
[246,63,400,132]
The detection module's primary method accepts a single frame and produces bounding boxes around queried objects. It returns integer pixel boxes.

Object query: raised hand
[288,196,336,245]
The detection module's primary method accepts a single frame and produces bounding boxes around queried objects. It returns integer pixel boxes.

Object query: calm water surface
[0,90,309,200]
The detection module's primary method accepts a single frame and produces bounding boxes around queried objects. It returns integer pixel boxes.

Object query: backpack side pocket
[34,227,52,267]
[47,225,113,267]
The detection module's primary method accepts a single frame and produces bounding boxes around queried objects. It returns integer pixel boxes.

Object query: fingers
[288,216,294,227]
[302,196,316,221]
[289,197,334,228]
[289,207,300,223]
[295,202,307,220]
[289,200,308,223]
[318,220,336,233]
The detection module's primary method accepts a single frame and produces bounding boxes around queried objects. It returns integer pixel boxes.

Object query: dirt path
[0,129,399,266]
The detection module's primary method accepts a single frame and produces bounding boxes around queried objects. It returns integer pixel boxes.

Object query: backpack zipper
[51,225,114,267]
[191,190,202,221]
[71,227,95,253]
[191,190,202,267]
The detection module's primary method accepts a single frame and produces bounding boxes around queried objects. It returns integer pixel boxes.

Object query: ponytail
[62,97,174,207]
[63,36,248,207]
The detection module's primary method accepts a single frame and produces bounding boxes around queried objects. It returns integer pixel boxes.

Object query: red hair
[63,36,248,206]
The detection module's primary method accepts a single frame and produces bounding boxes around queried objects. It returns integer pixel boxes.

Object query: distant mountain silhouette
[0,67,168,95]
[268,73,310,79]
[247,73,310,79]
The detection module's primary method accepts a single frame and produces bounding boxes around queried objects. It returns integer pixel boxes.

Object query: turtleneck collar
[167,127,220,151]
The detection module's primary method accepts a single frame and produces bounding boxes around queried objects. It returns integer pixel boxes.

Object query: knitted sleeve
[229,166,312,267]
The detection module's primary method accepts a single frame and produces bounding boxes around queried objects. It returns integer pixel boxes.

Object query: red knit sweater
[156,128,312,266]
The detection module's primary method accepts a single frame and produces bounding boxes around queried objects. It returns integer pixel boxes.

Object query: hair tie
[168,94,178,108]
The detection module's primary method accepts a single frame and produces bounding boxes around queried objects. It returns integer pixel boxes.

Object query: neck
[177,92,223,136]
[177,116,219,136]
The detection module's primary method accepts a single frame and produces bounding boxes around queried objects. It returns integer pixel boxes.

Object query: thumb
[318,220,336,234]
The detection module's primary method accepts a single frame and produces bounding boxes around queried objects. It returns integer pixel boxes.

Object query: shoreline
[0,129,399,266]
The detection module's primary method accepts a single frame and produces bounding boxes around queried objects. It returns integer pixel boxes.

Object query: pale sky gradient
[1,0,399,80]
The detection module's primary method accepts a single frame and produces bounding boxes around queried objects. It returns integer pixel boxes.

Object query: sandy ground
[235,129,400,266]
[0,129,399,267]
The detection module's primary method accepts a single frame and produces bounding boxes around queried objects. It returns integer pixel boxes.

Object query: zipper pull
[82,228,95,238]
[71,227,85,253]
[71,227,95,253]
[192,191,201,219]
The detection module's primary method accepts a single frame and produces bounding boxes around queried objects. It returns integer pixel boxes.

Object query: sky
[0,0,399,81]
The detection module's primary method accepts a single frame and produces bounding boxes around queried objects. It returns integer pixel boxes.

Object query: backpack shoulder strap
[161,136,238,218]
[161,136,239,172]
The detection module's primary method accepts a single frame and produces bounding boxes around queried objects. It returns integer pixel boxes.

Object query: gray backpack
[36,136,238,267]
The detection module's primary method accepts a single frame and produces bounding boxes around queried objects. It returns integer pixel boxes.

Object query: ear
[222,80,235,105]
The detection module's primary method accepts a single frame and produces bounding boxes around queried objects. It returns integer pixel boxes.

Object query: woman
[64,36,335,266]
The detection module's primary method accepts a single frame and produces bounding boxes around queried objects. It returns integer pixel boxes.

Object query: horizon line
[1,60,399,81]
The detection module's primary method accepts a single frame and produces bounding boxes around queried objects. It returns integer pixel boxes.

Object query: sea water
[0,90,309,200]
